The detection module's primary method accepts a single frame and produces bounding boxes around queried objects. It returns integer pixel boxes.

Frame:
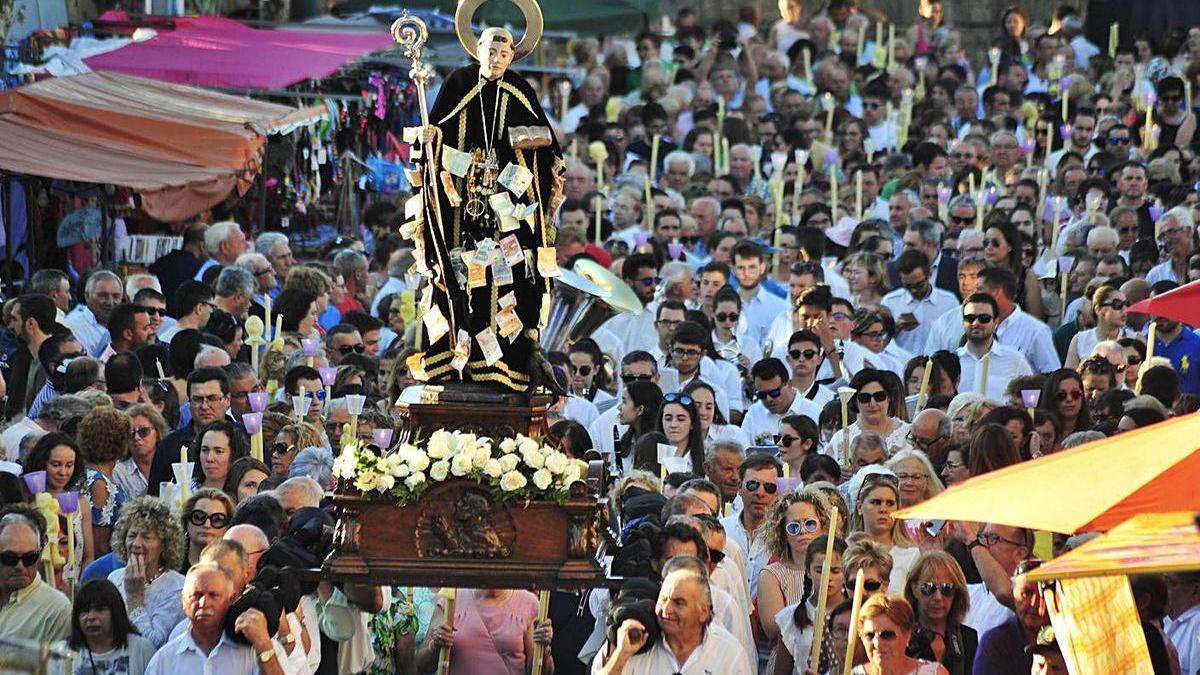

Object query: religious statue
[393,1,566,396]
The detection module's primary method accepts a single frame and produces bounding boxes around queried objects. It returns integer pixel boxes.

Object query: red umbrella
[1126,279,1200,325]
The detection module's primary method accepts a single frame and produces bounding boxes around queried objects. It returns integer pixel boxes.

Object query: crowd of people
[2,0,1200,673]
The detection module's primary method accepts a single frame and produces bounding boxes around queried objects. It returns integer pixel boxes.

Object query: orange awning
[0,71,326,221]
[893,415,1200,534]
[1028,512,1200,582]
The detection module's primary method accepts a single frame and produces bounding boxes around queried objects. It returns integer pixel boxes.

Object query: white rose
[500,470,527,492]
[499,438,518,454]
[522,449,545,469]
[405,471,426,489]
[563,464,582,485]
[391,462,410,479]
[426,431,451,459]
[473,446,493,469]
[499,454,520,473]
[544,451,569,475]
[377,474,396,492]
[518,436,540,455]
[409,452,430,473]
[532,468,553,491]
[483,458,503,478]
[430,460,450,482]
[354,470,379,492]
[450,452,473,476]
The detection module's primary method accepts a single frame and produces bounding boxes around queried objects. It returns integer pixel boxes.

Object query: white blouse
[109,566,186,648]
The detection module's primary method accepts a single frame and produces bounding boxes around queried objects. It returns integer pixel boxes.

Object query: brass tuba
[539,259,643,353]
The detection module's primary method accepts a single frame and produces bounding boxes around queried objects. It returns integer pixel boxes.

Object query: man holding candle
[1045,108,1098,177]
[956,293,1032,401]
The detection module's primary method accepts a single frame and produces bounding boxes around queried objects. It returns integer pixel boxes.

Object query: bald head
[912,408,947,435]
[224,524,270,575]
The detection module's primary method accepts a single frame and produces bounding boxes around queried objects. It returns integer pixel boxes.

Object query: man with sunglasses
[29,333,86,420]
[972,268,1061,374]
[956,293,1032,400]
[0,509,71,643]
[719,454,783,599]
[599,253,661,356]
[881,250,959,354]
[325,324,365,366]
[785,330,835,408]
[741,357,820,445]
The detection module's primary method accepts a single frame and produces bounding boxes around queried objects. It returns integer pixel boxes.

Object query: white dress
[825,419,913,463]
[774,602,814,675]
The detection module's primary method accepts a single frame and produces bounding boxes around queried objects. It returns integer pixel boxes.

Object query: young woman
[24,432,95,576]
[684,380,750,448]
[1039,369,1092,438]
[842,253,890,311]
[966,424,1021,477]
[711,286,757,369]
[615,380,663,475]
[1066,286,1132,368]
[109,496,186,648]
[983,221,1044,320]
[179,488,235,572]
[63,579,157,674]
[779,414,820,479]
[78,407,132,557]
[271,422,324,480]
[653,392,706,475]
[828,369,913,464]
[567,339,613,406]
[852,473,918,593]
[757,490,835,642]
[852,595,949,675]
[903,552,977,675]
[193,420,250,493]
[224,457,271,503]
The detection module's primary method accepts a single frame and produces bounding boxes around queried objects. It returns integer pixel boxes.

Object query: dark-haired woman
[653,392,707,475]
[1039,369,1092,438]
[615,380,663,474]
[24,432,94,576]
[62,579,156,674]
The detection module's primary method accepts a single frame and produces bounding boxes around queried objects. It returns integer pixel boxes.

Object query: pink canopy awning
[84,13,395,89]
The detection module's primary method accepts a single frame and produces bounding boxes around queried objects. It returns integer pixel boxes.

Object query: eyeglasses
[663,393,694,405]
[188,510,229,528]
[831,312,851,322]
[339,344,366,355]
[301,389,328,402]
[863,630,899,642]
[784,518,820,536]
[856,330,887,340]
[0,550,40,567]
[189,393,227,407]
[855,391,888,404]
[1127,355,1143,366]
[271,442,296,456]
[715,312,740,322]
[1055,389,1084,401]
[743,479,778,494]
[570,364,593,376]
[756,387,784,400]
[848,579,884,593]
[622,373,654,384]
[950,215,975,225]
[984,238,1005,249]
[779,434,800,447]
[710,549,726,564]
[978,531,1026,548]
[254,268,274,277]
[789,348,820,360]
[943,459,965,470]
[131,427,154,440]
[671,347,703,360]
[919,582,956,598]
[1108,137,1132,145]
[962,313,993,324]
[638,276,662,287]
[907,432,945,451]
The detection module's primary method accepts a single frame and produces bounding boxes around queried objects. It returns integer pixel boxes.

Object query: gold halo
[455,0,543,63]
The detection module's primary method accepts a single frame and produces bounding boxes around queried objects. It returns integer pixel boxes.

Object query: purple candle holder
[936,184,952,204]
[633,230,651,247]
[318,367,338,387]
[1059,123,1073,141]
[301,338,321,357]
[775,477,802,494]
[373,428,395,449]
[1021,389,1041,408]
[1149,203,1165,222]
[23,471,46,494]
[242,412,264,435]
[55,491,80,514]
[985,186,999,206]
[1059,256,1075,274]
[823,149,840,167]
[667,241,684,259]
[248,391,268,413]
[1019,138,1035,156]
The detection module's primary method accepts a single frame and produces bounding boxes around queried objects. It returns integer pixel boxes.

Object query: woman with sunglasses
[653,392,706,475]
[982,221,1045,321]
[1118,337,1147,390]
[272,422,324,480]
[192,420,250,497]
[109,496,186,648]
[615,380,663,475]
[1065,286,1132,368]
[64,579,157,674]
[829,369,913,466]
[683,380,751,449]
[114,404,167,500]
[24,432,95,577]
[854,594,949,675]
[852,473,918,593]
[567,339,614,406]
[770,534,849,675]
[1038,369,1092,438]
[778,414,819,479]
[902,552,976,675]
[179,488,235,573]
[711,286,759,370]
[757,489,835,644]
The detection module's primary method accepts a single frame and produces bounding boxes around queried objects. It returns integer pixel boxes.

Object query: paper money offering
[499,234,525,267]
[440,171,462,206]
[499,162,534,196]
[477,328,503,366]
[511,201,539,229]
[404,167,424,187]
[497,307,523,340]
[441,144,473,178]
[450,330,471,372]
[423,304,450,344]
[488,192,520,231]
[491,259,514,286]
[537,247,561,277]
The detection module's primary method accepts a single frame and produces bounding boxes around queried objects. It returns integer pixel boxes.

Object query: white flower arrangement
[331,429,590,506]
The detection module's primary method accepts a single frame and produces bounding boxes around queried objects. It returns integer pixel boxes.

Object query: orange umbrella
[893,415,1200,534]
[1126,279,1200,325]
[1027,512,1200,582]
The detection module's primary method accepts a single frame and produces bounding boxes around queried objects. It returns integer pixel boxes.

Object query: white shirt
[740,394,822,446]
[957,342,1033,401]
[1166,604,1200,675]
[599,308,659,356]
[739,286,790,348]
[1,417,43,462]
[591,623,752,675]
[1046,144,1099,178]
[925,307,965,354]
[1146,260,1180,285]
[964,583,1014,636]
[144,631,265,675]
[63,304,110,357]
[708,423,751,449]
[565,395,600,428]
[370,274,416,317]
[712,586,757,674]
[880,286,960,354]
[111,567,186,648]
[587,406,624,472]
[993,306,1061,374]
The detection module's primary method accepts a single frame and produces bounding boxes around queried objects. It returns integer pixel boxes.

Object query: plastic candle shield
[248,391,269,413]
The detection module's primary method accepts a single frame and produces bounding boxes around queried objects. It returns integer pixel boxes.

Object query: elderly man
[974,563,1052,675]
[64,270,122,357]
[236,252,278,310]
[145,563,283,674]
[0,509,71,643]
[888,189,918,237]
[214,267,256,321]
[1146,207,1195,284]
[255,232,294,298]
[661,151,695,193]
[195,221,249,281]
[955,521,1035,636]
[596,555,752,675]
[909,409,951,469]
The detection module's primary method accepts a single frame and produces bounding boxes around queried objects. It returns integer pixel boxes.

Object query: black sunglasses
[848,578,884,593]
[743,479,779,494]
[710,549,726,564]
[188,510,229,528]
[0,550,40,567]
[137,305,166,317]
[715,312,740,322]
[962,313,993,324]
[789,348,820,360]
[756,387,784,400]
[570,364,593,376]
[919,582,956,598]
[855,391,888,404]
[339,344,366,355]
[622,373,654,384]
[271,442,296,456]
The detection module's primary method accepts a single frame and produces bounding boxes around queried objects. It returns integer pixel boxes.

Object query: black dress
[907,623,979,675]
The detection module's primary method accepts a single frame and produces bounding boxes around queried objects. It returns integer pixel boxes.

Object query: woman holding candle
[224,457,271,503]
[79,407,133,557]
[653,392,706,475]
[902,552,976,675]
[194,420,250,494]
[418,588,553,675]
[852,595,949,675]
[983,221,1045,321]
[757,489,835,643]
[24,432,95,573]
[828,369,913,464]
[769,534,848,675]
[851,473,918,593]
[62,579,158,674]
[109,496,186,648]
[179,488,235,572]
[1038,369,1092,438]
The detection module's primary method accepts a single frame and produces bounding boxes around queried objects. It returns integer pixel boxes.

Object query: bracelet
[281,633,297,645]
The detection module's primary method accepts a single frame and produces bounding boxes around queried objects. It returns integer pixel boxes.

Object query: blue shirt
[81,551,124,585]
[1155,328,1200,395]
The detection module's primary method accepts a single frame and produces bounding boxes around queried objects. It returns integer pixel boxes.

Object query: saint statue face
[478,28,516,80]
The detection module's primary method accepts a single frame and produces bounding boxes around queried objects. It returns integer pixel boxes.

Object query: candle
[1109,22,1119,59]
[720,138,730,174]
[916,357,933,410]
[649,134,662,184]
[803,48,813,90]
[837,387,854,464]
[808,506,841,669]
[829,167,839,215]
[1145,100,1155,151]
[594,194,603,243]
[1050,197,1065,251]
[437,588,457,675]
[782,460,790,479]
[855,23,866,65]
[1061,84,1070,122]
[886,24,895,70]
[824,93,835,136]
[263,293,272,345]
[532,590,551,675]
[854,170,863,220]
[1059,267,1071,325]
[874,22,883,67]
[559,80,569,126]
[989,47,1000,87]
[643,171,654,224]
[975,190,986,231]
[978,353,991,396]
[842,569,866,675]
[1138,321,1157,394]
[273,314,283,351]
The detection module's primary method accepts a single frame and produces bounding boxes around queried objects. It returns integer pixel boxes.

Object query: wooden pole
[531,590,551,675]
[808,507,841,669]
[841,569,866,675]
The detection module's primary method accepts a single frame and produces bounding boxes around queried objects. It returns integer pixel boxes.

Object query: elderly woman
[828,369,913,464]
[79,406,133,556]
[114,403,168,500]
[885,450,944,508]
[852,595,949,675]
[757,489,835,642]
[902,552,976,675]
[180,487,235,572]
[109,496,186,648]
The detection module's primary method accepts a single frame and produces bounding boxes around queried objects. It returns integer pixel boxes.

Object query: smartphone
[747,445,781,458]
[925,519,947,537]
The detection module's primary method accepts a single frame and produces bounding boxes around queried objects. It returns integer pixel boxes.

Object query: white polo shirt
[590,623,753,675]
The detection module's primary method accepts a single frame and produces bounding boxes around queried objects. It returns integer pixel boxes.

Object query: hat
[1026,625,1061,655]
[825,215,859,248]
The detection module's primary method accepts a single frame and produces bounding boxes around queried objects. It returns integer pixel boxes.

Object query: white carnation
[500,470,527,492]
[430,460,450,482]
[532,468,553,490]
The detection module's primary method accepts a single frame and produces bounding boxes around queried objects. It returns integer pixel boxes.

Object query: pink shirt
[438,590,539,675]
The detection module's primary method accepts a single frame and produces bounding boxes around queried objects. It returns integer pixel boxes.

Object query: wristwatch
[281,634,297,645]
[258,647,276,663]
